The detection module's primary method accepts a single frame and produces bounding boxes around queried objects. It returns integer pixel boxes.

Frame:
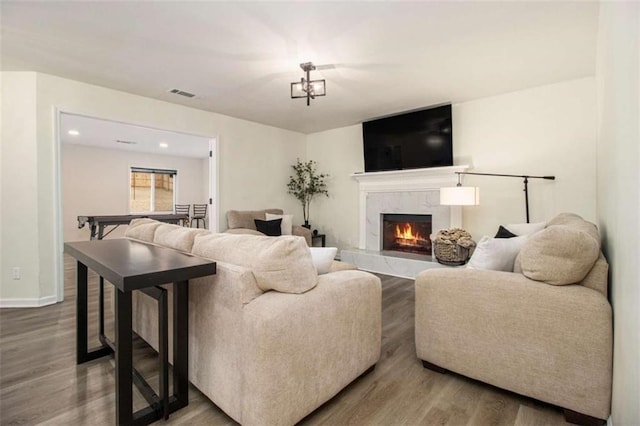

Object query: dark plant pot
[302,221,311,229]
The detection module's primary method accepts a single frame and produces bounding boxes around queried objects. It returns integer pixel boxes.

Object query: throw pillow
[265,213,294,235]
[254,219,282,236]
[494,225,517,239]
[504,221,546,236]
[153,224,208,253]
[466,235,528,272]
[518,224,600,285]
[124,218,163,242]
[309,247,338,274]
[192,233,318,294]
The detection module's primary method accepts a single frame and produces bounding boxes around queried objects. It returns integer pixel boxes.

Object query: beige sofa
[415,213,612,424]
[226,208,312,246]
[123,219,381,426]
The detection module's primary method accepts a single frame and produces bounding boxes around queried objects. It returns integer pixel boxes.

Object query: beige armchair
[226,208,312,246]
[415,213,612,425]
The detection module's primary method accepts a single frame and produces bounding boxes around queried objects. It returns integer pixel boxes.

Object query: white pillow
[265,213,293,235]
[504,222,545,236]
[467,235,528,272]
[309,247,338,274]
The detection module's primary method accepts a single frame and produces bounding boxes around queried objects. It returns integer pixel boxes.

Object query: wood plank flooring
[0,256,569,425]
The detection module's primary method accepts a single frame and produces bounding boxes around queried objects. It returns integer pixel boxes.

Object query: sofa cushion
[519,214,600,285]
[192,233,317,294]
[225,228,265,236]
[227,209,283,230]
[467,235,528,272]
[309,247,338,274]
[254,218,282,236]
[153,223,208,252]
[124,218,163,242]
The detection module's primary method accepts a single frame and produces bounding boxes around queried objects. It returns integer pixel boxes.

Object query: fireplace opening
[382,214,432,256]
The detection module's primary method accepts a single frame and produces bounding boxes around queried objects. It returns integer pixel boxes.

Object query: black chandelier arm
[454,171,556,223]
[306,68,311,106]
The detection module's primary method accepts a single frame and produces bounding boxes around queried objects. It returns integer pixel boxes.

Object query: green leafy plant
[287,159,329,225]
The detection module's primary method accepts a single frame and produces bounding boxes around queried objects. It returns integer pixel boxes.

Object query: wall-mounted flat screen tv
[362,104,453,172]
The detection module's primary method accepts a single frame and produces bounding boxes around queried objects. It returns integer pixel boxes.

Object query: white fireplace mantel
[351,165,469,250]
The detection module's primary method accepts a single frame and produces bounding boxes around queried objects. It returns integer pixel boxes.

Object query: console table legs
[75,263,190,425]
[76,261,112,364]
[173,281,189,409]
[115,289,133,425]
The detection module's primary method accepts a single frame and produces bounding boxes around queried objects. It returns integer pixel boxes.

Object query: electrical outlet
[12,267,21,280]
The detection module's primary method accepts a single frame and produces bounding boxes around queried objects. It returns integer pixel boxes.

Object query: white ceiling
[61,113,211,158]
[1,1,599,134]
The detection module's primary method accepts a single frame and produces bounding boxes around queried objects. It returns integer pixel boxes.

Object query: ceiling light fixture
[159,143,168,148]
[68,129,80,136]
[291,62,326,106]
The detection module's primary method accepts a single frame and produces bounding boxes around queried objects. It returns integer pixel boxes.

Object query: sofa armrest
[129,259,263,422]
[226,226,312,246]
[241,270,381,425]
[415,268,612,419]
[131,261,263,348]
[292,225,312,246]
[329,260,357,272]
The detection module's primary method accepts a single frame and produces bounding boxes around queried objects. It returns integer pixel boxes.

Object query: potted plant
[287,159,329,228]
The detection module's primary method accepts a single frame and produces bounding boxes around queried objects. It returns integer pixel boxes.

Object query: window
[130,167,176,213]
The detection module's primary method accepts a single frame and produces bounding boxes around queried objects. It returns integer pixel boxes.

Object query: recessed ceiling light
[68,129,80,136]
[159,143,169,148]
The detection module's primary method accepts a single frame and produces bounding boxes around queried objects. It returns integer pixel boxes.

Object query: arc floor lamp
[440,172,556,223]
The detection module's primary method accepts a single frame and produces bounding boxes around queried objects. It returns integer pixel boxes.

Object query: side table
[312,233,326,247]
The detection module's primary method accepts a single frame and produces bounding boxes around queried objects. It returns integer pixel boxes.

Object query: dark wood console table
[77,214,188,240]
[65,239,216,425]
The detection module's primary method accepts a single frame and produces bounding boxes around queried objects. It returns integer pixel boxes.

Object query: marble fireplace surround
[341,165,469,278]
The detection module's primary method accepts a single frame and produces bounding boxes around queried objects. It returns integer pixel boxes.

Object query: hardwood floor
[0,256,569,425]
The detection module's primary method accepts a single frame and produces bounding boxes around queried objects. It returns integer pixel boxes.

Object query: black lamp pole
[455,172,555,223]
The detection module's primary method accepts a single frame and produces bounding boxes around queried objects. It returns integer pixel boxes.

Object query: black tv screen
[363,104,453,172]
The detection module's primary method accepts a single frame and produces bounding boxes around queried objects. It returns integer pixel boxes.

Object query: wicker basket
[434,241,471,266]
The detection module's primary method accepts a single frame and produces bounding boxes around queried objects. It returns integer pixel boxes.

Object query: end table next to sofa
[311,233,326,247]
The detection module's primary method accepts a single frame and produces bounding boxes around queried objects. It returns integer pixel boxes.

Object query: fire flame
[394,223,428,247]
[396,223,419,240]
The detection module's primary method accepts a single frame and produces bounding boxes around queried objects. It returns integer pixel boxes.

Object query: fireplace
[382,214,432,256]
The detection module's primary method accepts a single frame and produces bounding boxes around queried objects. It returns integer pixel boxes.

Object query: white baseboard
[0,295,58,308]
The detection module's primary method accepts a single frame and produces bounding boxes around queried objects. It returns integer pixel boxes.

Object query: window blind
[130,167,177,176]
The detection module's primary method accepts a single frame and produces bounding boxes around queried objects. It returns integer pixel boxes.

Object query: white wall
[1,71,305,305]
[62,144,207,241]
[454,77,597,237]
[306,125,363,248]
[307,77,597,247]
[596,3,640,424]
[0,73,40,302]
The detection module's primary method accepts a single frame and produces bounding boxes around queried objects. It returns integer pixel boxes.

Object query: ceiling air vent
[116,139,137,145]
[168,88,196,98]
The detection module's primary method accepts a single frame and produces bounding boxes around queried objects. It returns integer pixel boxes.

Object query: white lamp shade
[440,186,480,206]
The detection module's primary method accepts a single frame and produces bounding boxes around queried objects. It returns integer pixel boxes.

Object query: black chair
[191,204,208,228]
[175,204,191,227]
